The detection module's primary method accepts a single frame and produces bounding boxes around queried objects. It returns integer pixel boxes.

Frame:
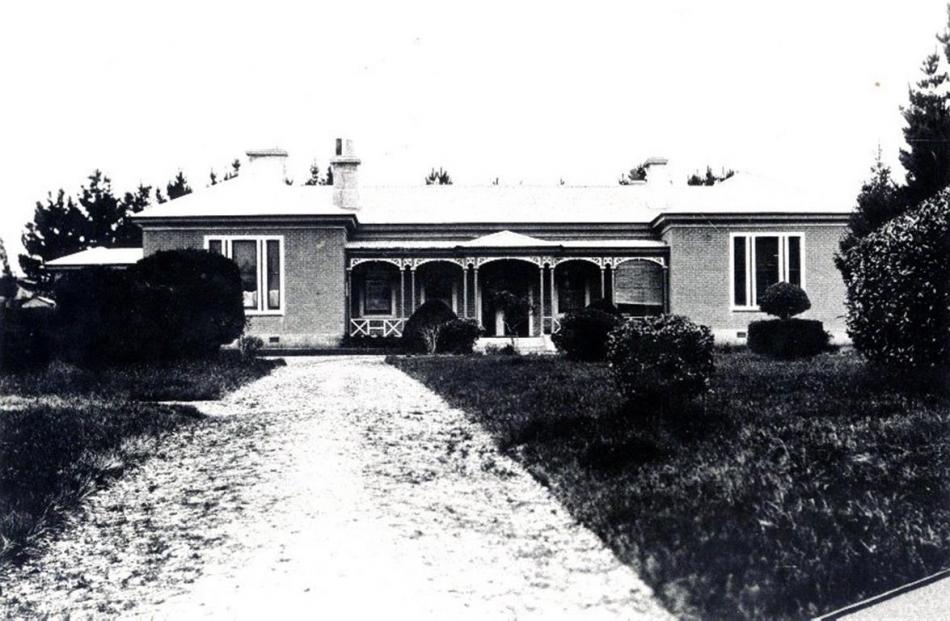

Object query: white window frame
[729,232,806,312]
[204,235,285,316]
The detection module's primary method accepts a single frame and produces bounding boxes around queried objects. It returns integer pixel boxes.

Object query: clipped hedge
[552,308,621,361]
[748,319,829,359]
[436,319,481,354]
[402,300,457,353]
[606,314,714,409]
[837,192,950,368]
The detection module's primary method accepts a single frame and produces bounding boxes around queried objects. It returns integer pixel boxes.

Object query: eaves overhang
[134,213,359,232]
[649,211,850,235]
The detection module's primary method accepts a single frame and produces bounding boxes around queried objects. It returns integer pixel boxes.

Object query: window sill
[246,311,285,317]
[730,307,766,313]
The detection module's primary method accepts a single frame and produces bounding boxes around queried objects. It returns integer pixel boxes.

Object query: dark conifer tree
[618,166,647,185]
[899,50,950,206]
[838,149,902,258]
[425,167,453,185]
[165,171,193,201]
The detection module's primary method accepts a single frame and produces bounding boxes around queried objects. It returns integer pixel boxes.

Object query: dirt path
[0,357,670,620]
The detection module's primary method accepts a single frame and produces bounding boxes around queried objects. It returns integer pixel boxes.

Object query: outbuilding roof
[133,172,850,225]
[46,247,143,269]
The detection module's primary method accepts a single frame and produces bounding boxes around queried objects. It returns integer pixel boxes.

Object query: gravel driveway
[0,357,670,620]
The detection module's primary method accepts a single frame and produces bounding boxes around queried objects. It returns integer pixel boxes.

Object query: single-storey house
[127,139,850,349]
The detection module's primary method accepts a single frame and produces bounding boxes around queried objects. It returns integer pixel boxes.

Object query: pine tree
[899,50,950,206]
[19,173,152,287]
[838,148,902,256]
[19,189,89,285]
[79,170,123,247]
[0,237,16,301]
[686,166,736,186]
[618,166,647,185]
[165,171,193,201]
[211,159,241,186]
[222,159,240,181]
[303,160,328,186]
[114,184,152,247]
[425,167,453,185]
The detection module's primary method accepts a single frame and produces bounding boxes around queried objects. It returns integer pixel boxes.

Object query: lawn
[0,350,285,401]
[0,351,284,564]
[390,351,950,620]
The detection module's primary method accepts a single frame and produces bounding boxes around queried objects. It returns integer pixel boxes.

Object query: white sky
[1,0,947,271]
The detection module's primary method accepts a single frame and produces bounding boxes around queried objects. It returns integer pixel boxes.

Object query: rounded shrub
[837,192,950,368]
[759,282,811,320]
[436,319,481,354]
[132,249,245,358]
[55,250,245,365]
[402,300,457,353]
[606,314,714,408]
[748,319,829,358]
[551,308,621,361]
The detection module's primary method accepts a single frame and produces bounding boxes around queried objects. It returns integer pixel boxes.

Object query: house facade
[134,140,851,349]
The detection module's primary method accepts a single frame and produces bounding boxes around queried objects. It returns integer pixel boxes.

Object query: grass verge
[0,351,284,564]
[0,350,285,401]
[389,351,950,619]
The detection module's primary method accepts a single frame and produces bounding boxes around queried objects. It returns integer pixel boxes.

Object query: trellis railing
[349,318,406,338]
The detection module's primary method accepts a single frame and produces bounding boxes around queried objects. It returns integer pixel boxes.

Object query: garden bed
[390,351,950,619]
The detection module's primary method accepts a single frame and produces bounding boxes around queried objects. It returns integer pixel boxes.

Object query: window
[204,236,284,314]
[614,260,664,307]
[730,233,804,309]
[557,266,588,313]
[266,240,280,310]
[363,267,393,315]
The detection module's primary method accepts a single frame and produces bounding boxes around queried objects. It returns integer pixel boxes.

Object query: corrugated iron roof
[134,172,850,224]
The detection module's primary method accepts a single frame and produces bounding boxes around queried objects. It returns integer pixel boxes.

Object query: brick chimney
[643,157,674,186]
[330,138,361,210]
[245,148,288,183]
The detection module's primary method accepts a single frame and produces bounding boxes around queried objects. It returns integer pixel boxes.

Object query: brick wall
[664,224,849,343]
[143,226,347,347]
